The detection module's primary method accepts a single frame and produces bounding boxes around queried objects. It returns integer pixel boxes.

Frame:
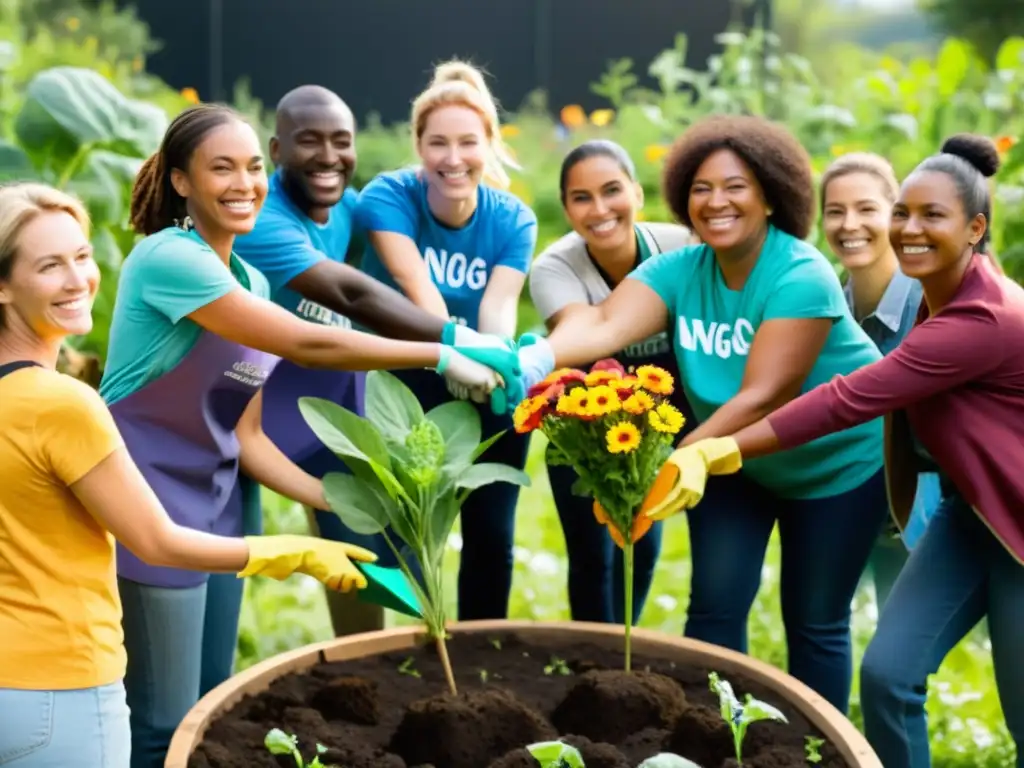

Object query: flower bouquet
[513,358,684,670]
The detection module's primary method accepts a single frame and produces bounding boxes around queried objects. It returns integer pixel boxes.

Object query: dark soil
[187,631,852,768]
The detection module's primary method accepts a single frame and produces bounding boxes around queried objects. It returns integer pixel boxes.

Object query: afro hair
[661,115,816,240]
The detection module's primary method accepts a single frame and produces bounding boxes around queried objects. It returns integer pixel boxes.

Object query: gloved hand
[441,323,510,403]
[434,345,503,404]
[643,437,743,521]
[445,376,470,401]
[503,333,556,414]
[237,535,378,592]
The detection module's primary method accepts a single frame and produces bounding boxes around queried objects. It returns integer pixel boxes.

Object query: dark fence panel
[119,0,762,124]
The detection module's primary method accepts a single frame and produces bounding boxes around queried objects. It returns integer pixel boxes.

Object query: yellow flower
[606,422,641,454]
[557,387,592,416]
[560,104,586,129]
[65,16,80,31]
[648,403,685,434]
[585,370,617,386]
[590,109,615,127]
[181,87,200,104]
[644,144,669,163]
[830,144,847,158]
[513,396,548,433]
[623,391,654,415]
[635,364,674,395]
[500,124,521,139]
[587,385,621,415]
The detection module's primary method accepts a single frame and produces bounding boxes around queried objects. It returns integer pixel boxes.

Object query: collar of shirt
[844,268,916,335]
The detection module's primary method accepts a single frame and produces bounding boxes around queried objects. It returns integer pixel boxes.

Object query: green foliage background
[0,0,1018,763]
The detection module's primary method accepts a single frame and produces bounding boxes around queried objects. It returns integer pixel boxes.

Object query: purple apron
[110,329,279,588]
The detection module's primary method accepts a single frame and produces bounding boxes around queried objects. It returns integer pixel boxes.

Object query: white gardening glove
[445,376,471,401]
[434,346,502,404]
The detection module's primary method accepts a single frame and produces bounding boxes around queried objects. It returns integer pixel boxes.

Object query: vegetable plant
[300,371,531,695]
[264,729,330,767]
[804,735,825,763]
[526,740,703,767]
[708,672,789,765]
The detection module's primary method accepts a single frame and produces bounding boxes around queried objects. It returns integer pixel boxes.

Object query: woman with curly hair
[663,134,1024,767]
[512,115,887,712]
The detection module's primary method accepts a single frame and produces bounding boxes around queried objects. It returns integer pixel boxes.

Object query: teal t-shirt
[631,225,884,499]
[100,227,271,405]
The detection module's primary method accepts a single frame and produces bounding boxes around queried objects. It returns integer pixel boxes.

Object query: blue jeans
[860,494,1024,768]
[868,472,942,610]
[0,682,130,767]
[685,468,888,713]
[118,575,245,768]
[547,460,662,624]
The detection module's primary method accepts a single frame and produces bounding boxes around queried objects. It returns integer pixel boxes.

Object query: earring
[175,215,194,232]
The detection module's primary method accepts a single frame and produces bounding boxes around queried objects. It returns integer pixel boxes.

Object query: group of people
[0,54,1019,768]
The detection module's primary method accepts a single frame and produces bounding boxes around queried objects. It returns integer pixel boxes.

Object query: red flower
[590,358,626,376]
[527,369,586,397]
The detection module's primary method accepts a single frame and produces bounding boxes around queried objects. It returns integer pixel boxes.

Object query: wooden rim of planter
[165,620,882,768]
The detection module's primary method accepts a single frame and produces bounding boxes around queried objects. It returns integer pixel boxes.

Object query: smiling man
[232,85,497,639]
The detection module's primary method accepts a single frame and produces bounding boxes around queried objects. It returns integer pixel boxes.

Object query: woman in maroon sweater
[644,134,1024,766]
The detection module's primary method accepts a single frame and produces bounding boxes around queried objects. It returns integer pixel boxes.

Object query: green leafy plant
[300,371,531,695]
[526,740,703,767]
[264,728,330,768]
[709,672,788,765]
[804,735,825,764]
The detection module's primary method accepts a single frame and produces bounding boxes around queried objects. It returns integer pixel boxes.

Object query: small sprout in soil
[397,656,421,678]
[479,668,489,683]
[709,672,788,765]
[805,735,826,763]
[526,739,585,767]
[264,728,330,768]
[637,755,704,767]
[543,656,572,676]
[489,637,503,650]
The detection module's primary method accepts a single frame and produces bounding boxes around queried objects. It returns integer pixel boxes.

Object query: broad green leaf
[525,740,585,768]
[0,140,35,181]
[322,472,388,535]
[740,696,788,724]
[264,728,298,756]
[996,37,1024,73]
[365,370,424,442]
[709,672,740,722]
[638,755,704,768]
[936,38,971,98]
[426,400,480,466]
[470,428,505,463]
[299,397,392,471]
[428,494,462,560]
[455,462,531,492]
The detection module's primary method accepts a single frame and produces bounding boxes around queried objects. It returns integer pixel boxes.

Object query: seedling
[489,637,503,650]
[708,672,788,765]
[543,656,572,676]
[805,735,825,763]
[301,372,530,695]
[264,729,330,767]
[397,656,420,678]
[526,740,703,767]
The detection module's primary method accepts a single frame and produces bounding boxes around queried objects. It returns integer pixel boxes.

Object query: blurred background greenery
[0,0,1019,763]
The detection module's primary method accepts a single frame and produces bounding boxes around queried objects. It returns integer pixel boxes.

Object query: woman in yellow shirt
[0,182,375,767]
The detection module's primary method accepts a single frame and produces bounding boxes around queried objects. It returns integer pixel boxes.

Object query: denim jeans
[0,682,130,767]
[860,494,1024,768]
[685,468,888,713]
[867,471,943,610]
[547,460,662,624]
[118,575,245,768]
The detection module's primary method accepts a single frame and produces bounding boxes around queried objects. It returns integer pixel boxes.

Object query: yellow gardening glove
[643,437,743,521]
[237,535,378,593]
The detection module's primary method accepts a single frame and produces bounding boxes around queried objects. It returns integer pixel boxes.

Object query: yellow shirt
[0,366,126,689]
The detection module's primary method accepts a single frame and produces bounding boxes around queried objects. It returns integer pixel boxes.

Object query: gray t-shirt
[529,222,695,360]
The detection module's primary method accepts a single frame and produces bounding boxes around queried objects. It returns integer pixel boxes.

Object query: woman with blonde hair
[355,60,538,620]
[0,182,379,767]
[819,152,942,609]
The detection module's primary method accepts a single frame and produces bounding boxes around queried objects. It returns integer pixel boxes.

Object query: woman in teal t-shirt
[100,104,507,768]
[513,115,887,714]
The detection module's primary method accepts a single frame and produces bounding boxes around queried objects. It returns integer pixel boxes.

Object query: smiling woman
[512,115,888,715]
[99,103,509,768]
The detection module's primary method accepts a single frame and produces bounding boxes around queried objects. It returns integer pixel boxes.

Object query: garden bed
[174,623,878,768]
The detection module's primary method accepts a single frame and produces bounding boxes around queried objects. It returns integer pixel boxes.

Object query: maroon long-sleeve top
[768,255,1024,564]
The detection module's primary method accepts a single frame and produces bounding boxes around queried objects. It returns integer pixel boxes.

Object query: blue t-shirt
[632,225,884,499]
[354,167,537,329]
[100,227,270,405]
[234,170,360,328]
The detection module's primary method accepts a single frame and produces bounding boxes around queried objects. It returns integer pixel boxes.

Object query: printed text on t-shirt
[425,247,488,290]
[677,316,754,359]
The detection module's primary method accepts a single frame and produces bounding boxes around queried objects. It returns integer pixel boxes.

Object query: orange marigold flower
[560,104,586,129]
[180,87,200,104]
[995,135,1018,154]
[635,364,674,395]
[513,396,548,433]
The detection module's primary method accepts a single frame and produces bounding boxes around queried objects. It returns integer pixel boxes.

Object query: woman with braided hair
[100,103,508,767]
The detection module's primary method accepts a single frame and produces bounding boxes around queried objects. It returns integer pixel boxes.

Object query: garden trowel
[353,562,423,619]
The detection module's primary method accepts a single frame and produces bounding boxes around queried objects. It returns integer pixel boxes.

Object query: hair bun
[941,134,1001,178]
[431,61,487,95]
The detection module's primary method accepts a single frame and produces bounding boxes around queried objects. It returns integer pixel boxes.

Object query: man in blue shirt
[234,85,498,636]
